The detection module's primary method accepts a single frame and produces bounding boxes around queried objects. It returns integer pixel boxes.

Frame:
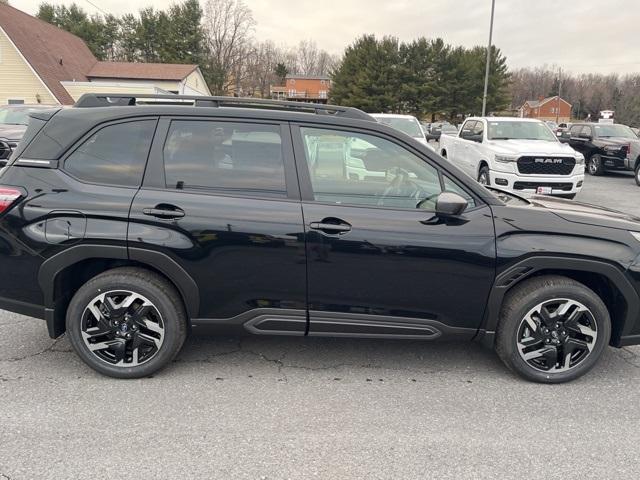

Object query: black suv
[566,122,640,184]
[2,94,640,383]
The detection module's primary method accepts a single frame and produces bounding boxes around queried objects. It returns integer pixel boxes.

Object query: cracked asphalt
[2,171,640,479]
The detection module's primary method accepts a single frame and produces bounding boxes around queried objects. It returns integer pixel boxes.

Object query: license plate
[536,186,553,195]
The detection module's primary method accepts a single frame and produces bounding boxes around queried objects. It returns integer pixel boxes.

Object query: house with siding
[0,4,210,105]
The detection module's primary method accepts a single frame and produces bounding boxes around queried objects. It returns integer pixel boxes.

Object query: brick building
[271,75,330,103]
[520,96,572,123]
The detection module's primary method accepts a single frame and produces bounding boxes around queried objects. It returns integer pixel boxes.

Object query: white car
[439,117,585,198]
[370,114,435,151]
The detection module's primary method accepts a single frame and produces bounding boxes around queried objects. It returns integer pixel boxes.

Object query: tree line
[37,0,338,96]
[36,0,640,126]
[509,67,640,126]
[330,35,510,120]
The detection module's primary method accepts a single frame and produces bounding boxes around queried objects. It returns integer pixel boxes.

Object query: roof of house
[0,3,97,104]
[87,62,198,81]
[524,96,572,108]
[286,74,330,81]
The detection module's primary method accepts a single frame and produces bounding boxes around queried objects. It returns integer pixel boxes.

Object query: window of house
[7,99,24,105]
[300,127,449,211]
[64,120,156,187]
[163,120,286,198]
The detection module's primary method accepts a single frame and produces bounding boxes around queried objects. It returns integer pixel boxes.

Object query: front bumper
[489,169,585,196]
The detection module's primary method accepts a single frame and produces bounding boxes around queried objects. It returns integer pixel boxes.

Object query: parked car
[567,123,640,184]
[544,120,559,134]
[2,94,640,384]
[439,117,585,198]
[0,104,57,168]
[425,122,454,142]
[440,123,459,137]
[371,113,434,151]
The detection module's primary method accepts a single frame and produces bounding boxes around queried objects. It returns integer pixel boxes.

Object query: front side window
[64,120,156,187]
[301,127,445,211]
[163,121,286,197]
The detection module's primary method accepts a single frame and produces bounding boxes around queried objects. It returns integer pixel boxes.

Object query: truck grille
[513,182,573,192]
[517,156,575,175]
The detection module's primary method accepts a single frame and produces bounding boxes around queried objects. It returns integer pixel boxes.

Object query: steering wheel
[377,168,431,208]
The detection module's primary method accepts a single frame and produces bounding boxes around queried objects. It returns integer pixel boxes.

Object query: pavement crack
[1,472,12,480]
[1,336,66,363]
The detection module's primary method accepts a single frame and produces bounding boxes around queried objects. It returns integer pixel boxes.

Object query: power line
[82,0,107,16]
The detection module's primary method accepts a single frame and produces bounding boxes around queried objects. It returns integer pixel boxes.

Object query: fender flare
[478,256,639,347]
[39,245,200,337]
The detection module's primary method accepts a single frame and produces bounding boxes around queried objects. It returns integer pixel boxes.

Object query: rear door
[291,124,496,339]
[128,117,307,334]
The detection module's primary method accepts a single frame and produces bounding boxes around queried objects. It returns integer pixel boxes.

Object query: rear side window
[163,120,286,198]
[64,120,156,187]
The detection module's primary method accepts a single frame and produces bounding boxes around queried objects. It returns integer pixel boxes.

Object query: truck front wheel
[478,166,490,186]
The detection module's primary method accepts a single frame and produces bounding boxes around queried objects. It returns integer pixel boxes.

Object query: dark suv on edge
[2,94,640,383]
[567,122,640,184]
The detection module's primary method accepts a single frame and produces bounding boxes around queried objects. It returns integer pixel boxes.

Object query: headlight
[495,154,518,163]
[575,153,585,164]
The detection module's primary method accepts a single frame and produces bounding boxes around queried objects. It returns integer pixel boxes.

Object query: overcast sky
[18,0,640,75]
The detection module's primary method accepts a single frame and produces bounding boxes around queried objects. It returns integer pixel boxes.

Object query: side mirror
[435,192,468,217]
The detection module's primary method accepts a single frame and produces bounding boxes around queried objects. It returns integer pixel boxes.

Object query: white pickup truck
[439,117,585,198]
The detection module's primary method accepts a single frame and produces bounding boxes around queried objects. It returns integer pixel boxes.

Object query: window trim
[290,123,483,213]
[60,117,159,189]
[142,116,300,201]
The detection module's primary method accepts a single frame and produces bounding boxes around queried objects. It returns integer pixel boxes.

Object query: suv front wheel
[496,275,610,383]
[635,163,640,186]
[66,267,188,378]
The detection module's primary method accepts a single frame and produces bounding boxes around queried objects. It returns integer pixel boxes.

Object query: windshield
[441,124,458,133]
[487,121,558,141]
[0,107,37,126]
[593,124,637,139]
[376,117,423,138]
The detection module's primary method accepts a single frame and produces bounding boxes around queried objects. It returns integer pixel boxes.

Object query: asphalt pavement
[1,170,640,479]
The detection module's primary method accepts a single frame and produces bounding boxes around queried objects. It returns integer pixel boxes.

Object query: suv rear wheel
[496,275,610,383]
[587,154,604,176]
[635,163,640,186]
[66,267,188,378]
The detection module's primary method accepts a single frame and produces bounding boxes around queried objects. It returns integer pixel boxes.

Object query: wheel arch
[39,245,200,338]
[477,160,490,178]
[479,256,639,349]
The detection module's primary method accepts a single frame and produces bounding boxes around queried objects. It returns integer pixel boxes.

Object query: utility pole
[556,67,562,124]
[481,0,496,117]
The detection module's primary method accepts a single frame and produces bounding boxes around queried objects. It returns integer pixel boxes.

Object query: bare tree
[202,0,255,95]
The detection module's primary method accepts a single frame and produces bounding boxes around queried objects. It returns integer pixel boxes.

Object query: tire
[635,163,640,186]
[66,267,188,379]
[587,154,604,176]
[495,275,611,384]
[478,165,490,186]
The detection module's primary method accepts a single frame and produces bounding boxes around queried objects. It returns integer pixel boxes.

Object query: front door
[129,117,307,334]
[292,125,496,339]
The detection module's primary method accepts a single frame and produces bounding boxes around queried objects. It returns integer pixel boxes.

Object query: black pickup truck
[566,122,640,185]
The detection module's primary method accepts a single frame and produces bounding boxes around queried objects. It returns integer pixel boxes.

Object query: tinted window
[164,121,286,197]
[443,175,476,209]
[301,127,443,211]
[581,126,593,137]
[65,120,156,187]
[569,125,583,137]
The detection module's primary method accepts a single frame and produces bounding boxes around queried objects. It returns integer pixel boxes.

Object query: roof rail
[73,93,373,121]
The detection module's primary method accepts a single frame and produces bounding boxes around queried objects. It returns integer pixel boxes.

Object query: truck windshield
[376,117,423,138]
[593,124,637,139]
[487,121,558,142]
